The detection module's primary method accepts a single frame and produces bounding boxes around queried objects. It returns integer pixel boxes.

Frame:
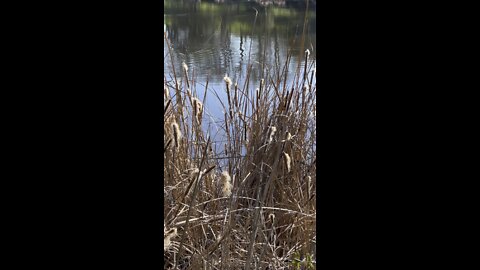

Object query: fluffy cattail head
[164,86,170,99]
[190,168,200,179]
[268,213,275,223]
[182,62,188,73]
[224,75,232,88]
[268,126,277,143]
[171,122,181,148]
[192,97,203,121]
[307,176,312,198]
[305,49,310,58]
[286,131,292,141]
[220,171,233,197]
[303,83,310,92]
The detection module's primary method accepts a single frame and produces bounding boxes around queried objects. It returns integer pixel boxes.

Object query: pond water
[164,0,316,142]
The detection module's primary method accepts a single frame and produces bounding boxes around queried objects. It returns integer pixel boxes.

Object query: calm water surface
[164,0,316,141]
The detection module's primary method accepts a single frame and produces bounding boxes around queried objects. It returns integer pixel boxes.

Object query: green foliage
[291,251,316,270]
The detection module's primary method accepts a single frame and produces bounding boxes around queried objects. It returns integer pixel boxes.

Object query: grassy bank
[164,29,316,269]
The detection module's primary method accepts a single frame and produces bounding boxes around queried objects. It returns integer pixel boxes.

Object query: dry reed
[164,26,316,270]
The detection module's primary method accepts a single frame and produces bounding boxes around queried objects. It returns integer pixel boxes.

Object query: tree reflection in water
[164,0,315,83]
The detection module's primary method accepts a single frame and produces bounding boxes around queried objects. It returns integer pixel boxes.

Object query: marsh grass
[163,15,316,269]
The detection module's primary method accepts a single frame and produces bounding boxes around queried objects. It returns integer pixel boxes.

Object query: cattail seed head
[286,131,292,141]
[164,86,170,99]
[172,122,181,148]
[224,75,232,88]
[182,62,188,73]
[220,171,232,197]
[192,97,203,121]
[268,126,277,143]
[192,100,197,117]
[303,83,309,93]
[307,176,312,198]
[190,168,200,179]
[268,213,275,222]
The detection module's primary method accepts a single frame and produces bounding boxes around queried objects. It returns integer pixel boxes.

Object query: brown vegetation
[164,31,316,269]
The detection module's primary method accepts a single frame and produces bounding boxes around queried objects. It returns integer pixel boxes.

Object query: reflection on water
[164,0,315,83]
[164,0,316,142]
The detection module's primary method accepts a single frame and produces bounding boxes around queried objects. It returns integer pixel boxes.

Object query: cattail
[190,168,200,179]
[286,131,292,141]
[224,75,232,119]
[260,79,265,94]
[208,144,214,156]
[268,126,277,144]
[268,213,275,223]
[183,64,190,88]
[182,62,188,73]
[172,122,181,148]
[192,97,203,121]
[220,171,232,197]
[283,152,291,173]
[192,99,197,117]
[224,75,232,88]
[164,86,170,99]
[303,83,309,93]
[307,176,312,199]
[305,49,310,58]
[164,227,178,250]
[304,49,311,81]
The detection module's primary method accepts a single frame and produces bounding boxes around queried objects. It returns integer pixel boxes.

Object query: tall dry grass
[164,30,316,269]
